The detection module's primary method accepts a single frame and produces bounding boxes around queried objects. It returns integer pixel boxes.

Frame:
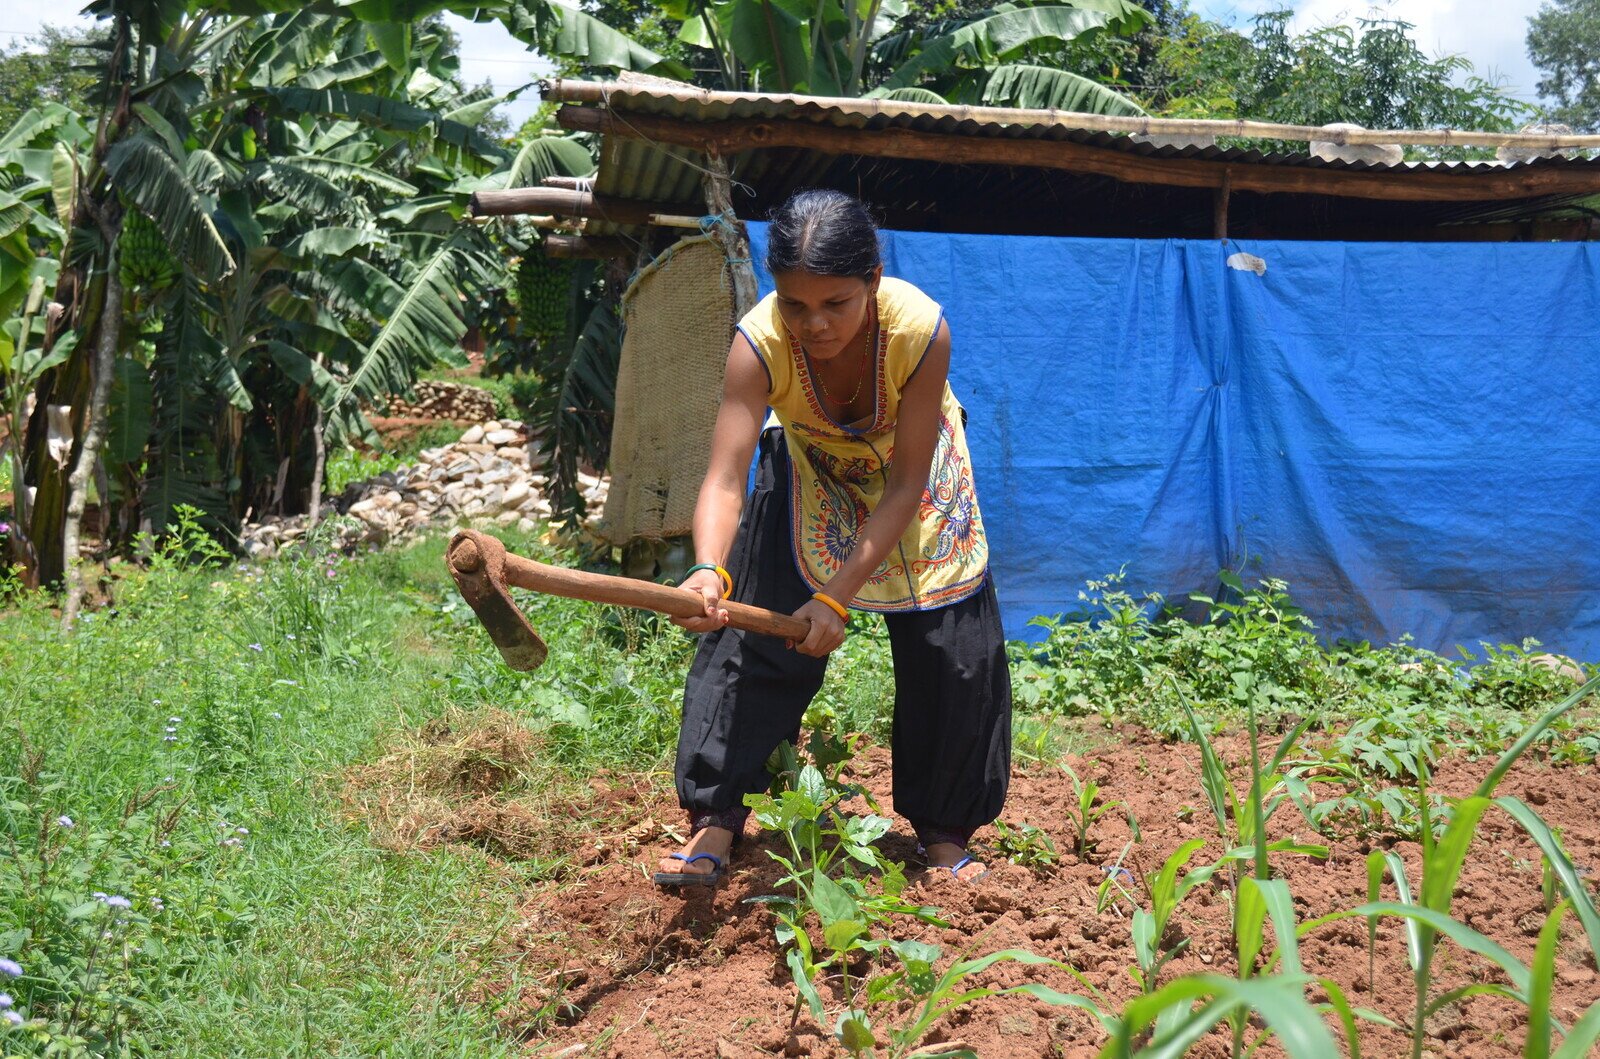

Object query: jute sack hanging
[600,233,735,544]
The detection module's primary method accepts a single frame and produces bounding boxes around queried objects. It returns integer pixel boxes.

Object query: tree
[6,0,632,606]
[656,0,1151,110]
[1528,0,1600,131]
[1145,9,1532,156]
[0,26,111,133]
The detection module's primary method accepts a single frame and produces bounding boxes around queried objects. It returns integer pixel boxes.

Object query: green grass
[0,510,906,1057]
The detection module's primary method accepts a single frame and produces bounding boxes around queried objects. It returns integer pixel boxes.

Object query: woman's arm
[791,319,952,655]
[672,331,769,633]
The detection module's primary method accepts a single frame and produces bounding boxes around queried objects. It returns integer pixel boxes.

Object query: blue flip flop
[945,855,990,883]
[652,851,725,888]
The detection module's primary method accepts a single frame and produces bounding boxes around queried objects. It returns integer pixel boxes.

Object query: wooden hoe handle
[445,529,812,670]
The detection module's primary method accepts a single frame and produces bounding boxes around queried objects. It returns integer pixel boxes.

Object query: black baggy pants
[674,427,1012,848]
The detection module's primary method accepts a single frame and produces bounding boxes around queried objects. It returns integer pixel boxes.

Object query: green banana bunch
[119,208,179,292]
[514,248,572,349]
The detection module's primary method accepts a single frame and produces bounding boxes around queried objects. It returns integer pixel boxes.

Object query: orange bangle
[685,563,733,599]
[811,591,850,621]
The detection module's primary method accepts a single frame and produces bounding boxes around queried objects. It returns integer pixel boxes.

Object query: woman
[652,189,1012,888]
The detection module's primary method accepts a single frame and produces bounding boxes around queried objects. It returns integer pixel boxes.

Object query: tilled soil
[502,728,1600,1058]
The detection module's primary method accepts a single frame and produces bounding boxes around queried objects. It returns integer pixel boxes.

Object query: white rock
[484,429,519,447]
[479,468,514,487]
[498,447,528,463]
[495,510,520,525]
[483,420,501,433]
[502,481,532,508]
[459,442,493,456]
[517,517,536,534]
[479,485,506,510]
[459,425,485,445]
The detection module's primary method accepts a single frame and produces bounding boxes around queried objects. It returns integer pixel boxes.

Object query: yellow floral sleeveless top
[737,277,989,612]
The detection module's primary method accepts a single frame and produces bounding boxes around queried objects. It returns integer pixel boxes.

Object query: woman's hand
[789,598,847,657]
[672,570,731,633]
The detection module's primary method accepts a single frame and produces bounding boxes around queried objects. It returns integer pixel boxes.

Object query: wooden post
[700,152,758,318]
[1213,169,1231,242]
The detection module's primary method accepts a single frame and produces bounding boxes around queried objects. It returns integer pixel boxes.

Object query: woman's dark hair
[765,189,881,280]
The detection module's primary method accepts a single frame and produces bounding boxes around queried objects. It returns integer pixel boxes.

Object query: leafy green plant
[988,820,1058,870]
[743,752,945,1030]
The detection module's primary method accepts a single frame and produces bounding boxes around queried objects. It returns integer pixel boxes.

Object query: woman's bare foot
[657,825,735,878]
[924,841,987,882]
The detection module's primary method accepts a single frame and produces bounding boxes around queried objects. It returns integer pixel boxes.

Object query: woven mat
[600,234,734,544]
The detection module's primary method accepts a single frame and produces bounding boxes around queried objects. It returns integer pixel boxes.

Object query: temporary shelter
[474,77,1600,657]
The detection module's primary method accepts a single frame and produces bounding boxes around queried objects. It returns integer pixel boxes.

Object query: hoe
[445,528,812,670]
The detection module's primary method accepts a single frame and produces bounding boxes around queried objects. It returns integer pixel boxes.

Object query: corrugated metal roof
[564,80,1600,239]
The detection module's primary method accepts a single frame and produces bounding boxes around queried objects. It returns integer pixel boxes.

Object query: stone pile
[238,419,609,559]
[383,380,499,421]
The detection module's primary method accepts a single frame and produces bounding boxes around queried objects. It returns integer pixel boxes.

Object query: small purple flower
[57,815,74,828]
[2,1009,22,1026]
[162,736,176,743]
[0,522,11,535]
[0,992,12,1007]
[0,959,21,978]
[164,726,177,734]
[248,643,264,652]
[97,894,132,910]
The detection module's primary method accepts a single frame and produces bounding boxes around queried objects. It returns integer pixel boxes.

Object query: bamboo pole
[470,187,689,224]
[545,79,1600,151]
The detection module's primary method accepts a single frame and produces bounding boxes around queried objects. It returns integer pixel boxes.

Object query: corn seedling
[1306,675,1600,1059]
[1106,874,1372,1059]
[1060,760,1119,858]
[840,943,1113,1058]
[1173,676,1328,870]
[1125,839,1218,995]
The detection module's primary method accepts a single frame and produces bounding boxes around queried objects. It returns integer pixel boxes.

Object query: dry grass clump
[341,708,565,858]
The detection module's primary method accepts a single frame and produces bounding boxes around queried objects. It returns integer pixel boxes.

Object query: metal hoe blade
[445,530,549,671]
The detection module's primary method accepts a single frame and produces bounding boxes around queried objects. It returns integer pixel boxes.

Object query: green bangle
[684,563,733,599]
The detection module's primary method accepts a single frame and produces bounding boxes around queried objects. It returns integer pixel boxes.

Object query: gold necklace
[809,318,874,408]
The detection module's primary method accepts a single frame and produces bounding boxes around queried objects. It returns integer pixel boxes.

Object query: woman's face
[772,268,880,360]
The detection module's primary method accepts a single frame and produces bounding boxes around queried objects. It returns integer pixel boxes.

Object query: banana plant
[663,0,1151,106]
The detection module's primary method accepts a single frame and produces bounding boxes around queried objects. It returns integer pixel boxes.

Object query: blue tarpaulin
[745,224,1600,659]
